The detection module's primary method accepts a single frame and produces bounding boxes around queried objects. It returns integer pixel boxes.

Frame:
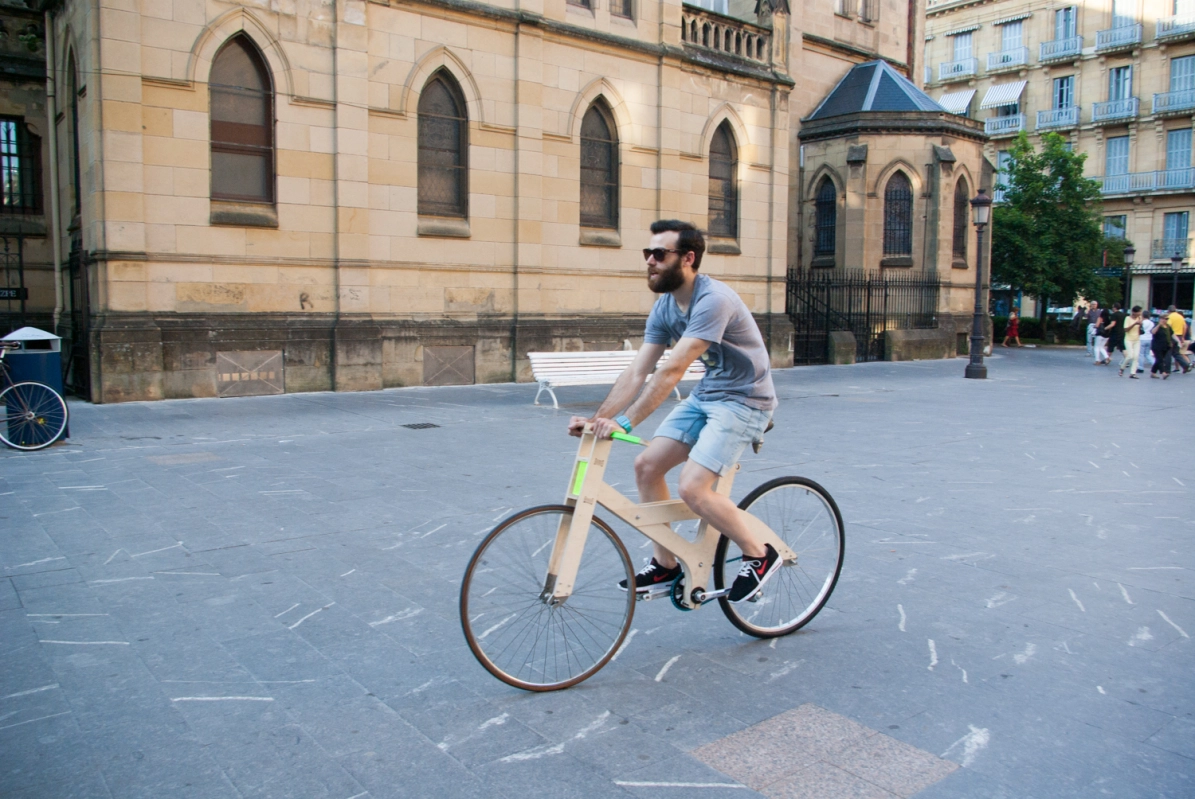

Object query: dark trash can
[2,327,68,439]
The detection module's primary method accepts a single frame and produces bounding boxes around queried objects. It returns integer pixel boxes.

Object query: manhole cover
[402,423,440,430]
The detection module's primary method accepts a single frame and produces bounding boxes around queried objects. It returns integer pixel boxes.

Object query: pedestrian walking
[1120,306,1142,378]
[1002,307,1022,348]
[1086,301,1101,357]
[1106,303,1126,365]
[1167,305,1192,374]
[1139,312,1155,373]
[1151,317,1174,378]
[1094,306,1112,365]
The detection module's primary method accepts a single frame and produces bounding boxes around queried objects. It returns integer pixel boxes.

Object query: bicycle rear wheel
[460,505,635,691]
[0,382,69,451]
[715,477,844,638]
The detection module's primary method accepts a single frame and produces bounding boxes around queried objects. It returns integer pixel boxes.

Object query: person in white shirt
[1139,312,1155,374]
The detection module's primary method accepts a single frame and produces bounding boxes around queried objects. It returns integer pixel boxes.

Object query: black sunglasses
[643,248,682,262]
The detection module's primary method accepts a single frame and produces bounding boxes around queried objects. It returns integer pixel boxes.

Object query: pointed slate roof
[807,60,945,121]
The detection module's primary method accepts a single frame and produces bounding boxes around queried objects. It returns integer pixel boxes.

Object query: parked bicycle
[460,424,845,691]
[0,341,69,451]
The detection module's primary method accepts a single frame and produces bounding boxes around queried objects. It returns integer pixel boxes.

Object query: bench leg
[534,382,559,410]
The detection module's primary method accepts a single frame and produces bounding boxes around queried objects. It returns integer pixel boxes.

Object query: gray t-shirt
[644,273,777,411]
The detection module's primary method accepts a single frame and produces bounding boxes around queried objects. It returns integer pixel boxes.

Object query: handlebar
[611,431,647,447]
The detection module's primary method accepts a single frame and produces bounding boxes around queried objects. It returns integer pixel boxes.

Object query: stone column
[332,0,382,391]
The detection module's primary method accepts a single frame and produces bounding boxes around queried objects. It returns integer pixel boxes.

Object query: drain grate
[402,423,441,430]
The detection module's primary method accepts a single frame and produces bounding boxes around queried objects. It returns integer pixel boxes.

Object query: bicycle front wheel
[0,382,68,451]
[460,505,635,691]
[715,477,844,638]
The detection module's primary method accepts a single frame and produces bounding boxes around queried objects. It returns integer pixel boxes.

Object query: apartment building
[924,0,1195,311]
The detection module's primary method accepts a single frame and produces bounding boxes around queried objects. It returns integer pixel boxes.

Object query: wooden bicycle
[460,425,845,691]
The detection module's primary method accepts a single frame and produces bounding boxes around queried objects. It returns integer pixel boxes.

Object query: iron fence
[786,269,941,364]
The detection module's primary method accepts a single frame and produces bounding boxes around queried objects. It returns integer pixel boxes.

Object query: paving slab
[0,348,1192,797]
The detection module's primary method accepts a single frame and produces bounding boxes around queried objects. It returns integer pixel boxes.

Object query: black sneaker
[728,544,782,604]
[619,558,682,594]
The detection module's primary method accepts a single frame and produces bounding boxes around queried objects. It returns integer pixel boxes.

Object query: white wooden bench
[528,350,706,409]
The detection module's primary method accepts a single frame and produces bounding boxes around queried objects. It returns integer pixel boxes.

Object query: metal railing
[993,187,1007,204]
[1036,107,1079,129]
[1095,23,1142,51]
[681,6,771,65]
[987,47,1028,71]
[1099,169,1195,195]
[985,114,1025,136]
[1092,96,1139,123]
[1152,238,1190,260]
[786,269,941,364]
[1040,36,1083,61]
[938,57,977,81]
[1156,15,1195,40]
[1153,89,1195,115]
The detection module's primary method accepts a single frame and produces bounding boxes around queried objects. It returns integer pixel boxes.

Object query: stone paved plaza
[1,348,1192,798]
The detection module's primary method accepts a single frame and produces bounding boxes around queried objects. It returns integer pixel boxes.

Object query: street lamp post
[1123,244,1135,309]
[1172,252,1184,309]
[965,188,992,379]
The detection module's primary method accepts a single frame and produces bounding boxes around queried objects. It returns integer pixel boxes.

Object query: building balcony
[1153,89,1195,115]
[938,57,977,82]
[1095,23,1142,52]
[680,6,771,65]
[987,47,1029,72]
[1156,15,1195,42]
[1152,238,1191,260]
[1091,96,1139,124]
[1099,169,1195,196]
[1040,36,1083,62]
[985,114,1025,137]
[1036,106,1079,129]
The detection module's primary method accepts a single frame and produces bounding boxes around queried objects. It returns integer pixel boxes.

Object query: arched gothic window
[418,71,468,218]
[814,177,837,258]
[708,121,737,239]
[952,178,969,263]
[883,171,914,256]
[209,36,274,203]
[580,102,618,229]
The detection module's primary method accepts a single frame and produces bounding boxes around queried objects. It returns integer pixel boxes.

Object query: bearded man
[567,219,779,603]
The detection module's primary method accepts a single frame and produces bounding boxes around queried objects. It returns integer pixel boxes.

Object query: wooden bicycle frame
[540,427,797,609]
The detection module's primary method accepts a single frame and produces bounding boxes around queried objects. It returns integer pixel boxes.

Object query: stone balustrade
[681,5,770,65]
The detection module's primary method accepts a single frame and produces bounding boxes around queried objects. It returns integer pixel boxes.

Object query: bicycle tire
[460,504,635,691]
[714,476,844,638]
[0,381,69,451]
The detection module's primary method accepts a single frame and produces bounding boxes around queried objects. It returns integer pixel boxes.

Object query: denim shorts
[653,395,773,476]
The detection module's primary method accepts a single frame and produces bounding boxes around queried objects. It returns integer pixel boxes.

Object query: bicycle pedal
[637,584,671,601]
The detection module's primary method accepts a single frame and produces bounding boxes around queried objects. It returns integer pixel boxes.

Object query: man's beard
[648,260,684,294]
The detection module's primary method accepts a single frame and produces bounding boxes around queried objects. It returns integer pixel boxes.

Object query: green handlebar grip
[610,431,645,446]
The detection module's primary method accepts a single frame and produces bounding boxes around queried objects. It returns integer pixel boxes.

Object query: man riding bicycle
[568,219,778,604]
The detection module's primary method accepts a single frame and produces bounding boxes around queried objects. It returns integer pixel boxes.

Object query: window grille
[611,0,632,18]
[210,37,274,203]
[0,117,41,215]
[952,179,969,261]
[814,178,836,256]
[418,73,469,218]
[708,122,737,239]
[580,103,618,229]
[883,172,914,256]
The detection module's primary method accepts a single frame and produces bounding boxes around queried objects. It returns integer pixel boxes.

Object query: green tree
[991,132,1122,316]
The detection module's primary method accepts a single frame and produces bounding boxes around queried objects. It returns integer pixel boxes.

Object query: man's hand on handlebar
[567,416,625,440]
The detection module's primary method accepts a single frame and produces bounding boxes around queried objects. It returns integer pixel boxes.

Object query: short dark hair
[650,219,705,271]
[1132,305,1141,313]
[1113,302,1122,310]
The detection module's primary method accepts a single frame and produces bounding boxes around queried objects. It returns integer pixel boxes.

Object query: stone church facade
[4,0,987,402]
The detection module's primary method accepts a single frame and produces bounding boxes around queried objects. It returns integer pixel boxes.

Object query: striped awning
[945,24,981,36]
[980,81,1028,109]
[994,12,1032,25]
[938,89,976,115]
